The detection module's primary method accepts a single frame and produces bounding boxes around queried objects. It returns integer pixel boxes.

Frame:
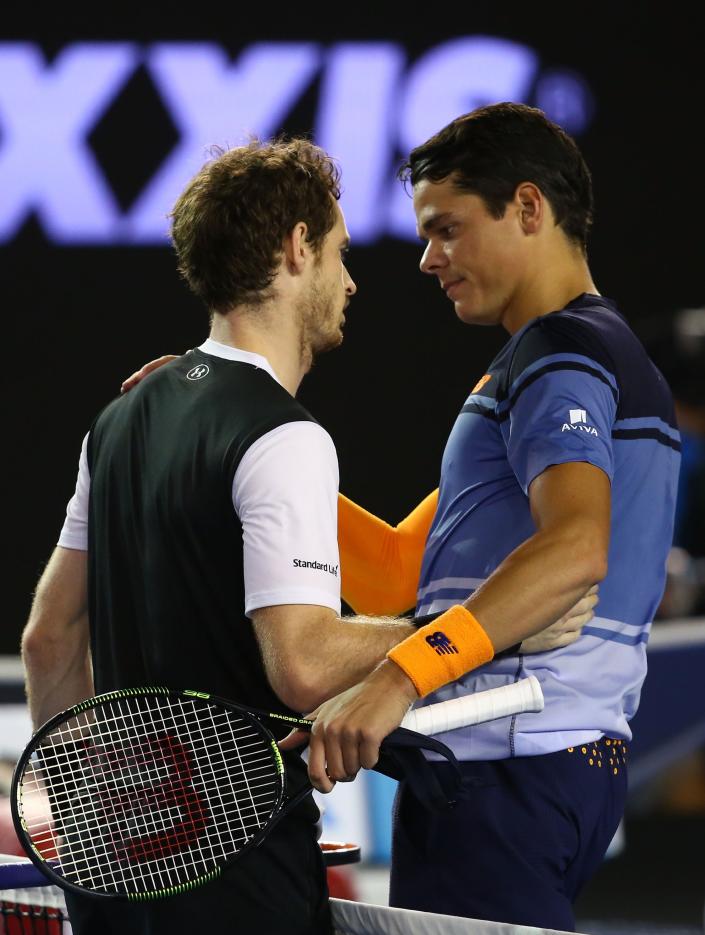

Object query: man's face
[414,175,527,328]
[300,201,356,357]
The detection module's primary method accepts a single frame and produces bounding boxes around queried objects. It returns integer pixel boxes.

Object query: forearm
[338,491,437,615]
[254,605,414,712]
[465,524,606,652]
[22,611,93,728]
[307,615,415,704]
[21,547,93,728]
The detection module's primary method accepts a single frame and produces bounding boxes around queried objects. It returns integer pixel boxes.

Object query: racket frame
[11,686,312,901]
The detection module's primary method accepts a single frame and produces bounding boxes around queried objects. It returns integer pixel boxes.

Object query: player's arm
[462,460,610,646]
[261,496,598,713]
[338,491,437,615]
[295,460,610,790]
[252,605,414,713]
[22,434,94,728]
[21,547,93,729]
[340,490,597,651]
[235,420,415,714]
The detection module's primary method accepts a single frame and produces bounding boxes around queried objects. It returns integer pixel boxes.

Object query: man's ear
[283,221,309,274]
[515,182,544,235]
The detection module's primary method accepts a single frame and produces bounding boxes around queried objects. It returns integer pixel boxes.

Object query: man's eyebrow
[417,212,453,237]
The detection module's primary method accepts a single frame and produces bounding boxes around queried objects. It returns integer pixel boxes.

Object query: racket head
[11,687,286,900]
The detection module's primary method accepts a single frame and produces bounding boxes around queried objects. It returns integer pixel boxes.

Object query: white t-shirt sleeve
[57,433,90,551]
[233,421,341,616]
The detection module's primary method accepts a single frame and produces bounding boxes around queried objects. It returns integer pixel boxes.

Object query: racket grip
[399,676,544,735]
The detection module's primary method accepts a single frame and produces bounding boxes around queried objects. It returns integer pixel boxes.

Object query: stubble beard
[297,273,343,371]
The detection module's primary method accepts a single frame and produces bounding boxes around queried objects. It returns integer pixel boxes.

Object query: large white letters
[127,43,322,242]
[0,43,137,241]
[316,43,404,241]
[0,40,593,245]
[388,38,539,239]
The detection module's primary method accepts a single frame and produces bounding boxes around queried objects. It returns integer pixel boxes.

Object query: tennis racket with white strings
[12,679,542,901]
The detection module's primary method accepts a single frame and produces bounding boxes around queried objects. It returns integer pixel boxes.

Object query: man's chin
[454,300,497,327]
[454,300,474,323]
[310,330,344,360]
[327,330,344,351]
[329,319,345,346]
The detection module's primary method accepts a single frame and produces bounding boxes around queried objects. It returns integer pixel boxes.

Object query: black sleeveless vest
[86,349,317,736]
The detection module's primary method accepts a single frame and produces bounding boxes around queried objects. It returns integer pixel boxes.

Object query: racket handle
[399,676,544,735]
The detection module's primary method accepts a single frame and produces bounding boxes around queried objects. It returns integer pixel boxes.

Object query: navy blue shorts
[389,738,628,932]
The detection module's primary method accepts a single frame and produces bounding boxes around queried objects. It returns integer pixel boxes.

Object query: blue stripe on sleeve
[499,353,619,418]
[581,626,650,646]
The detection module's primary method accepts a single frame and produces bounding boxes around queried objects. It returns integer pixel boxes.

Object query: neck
[208,305,309,396]
[501,249,599,335]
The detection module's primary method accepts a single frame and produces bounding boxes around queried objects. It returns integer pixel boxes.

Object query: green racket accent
[127,867,223,901]
[270,738,285,776]
[69,686,170,715]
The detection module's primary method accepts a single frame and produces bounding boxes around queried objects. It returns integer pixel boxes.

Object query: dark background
[2,7,704,655]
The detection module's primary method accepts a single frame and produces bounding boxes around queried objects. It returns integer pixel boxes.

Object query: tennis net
[0,856,578,934]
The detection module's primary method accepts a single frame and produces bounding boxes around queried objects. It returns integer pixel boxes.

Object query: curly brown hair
[171,138,341,313]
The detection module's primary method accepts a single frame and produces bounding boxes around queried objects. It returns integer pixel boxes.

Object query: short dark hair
[400,102,593,251]
[171,138,341,313]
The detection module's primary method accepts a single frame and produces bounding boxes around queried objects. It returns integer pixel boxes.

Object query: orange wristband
[387,605,495,698]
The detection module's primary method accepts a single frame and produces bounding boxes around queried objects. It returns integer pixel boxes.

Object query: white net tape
[0,856,578,935]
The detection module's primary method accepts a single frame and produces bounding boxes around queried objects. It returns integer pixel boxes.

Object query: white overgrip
[399,676,544,736]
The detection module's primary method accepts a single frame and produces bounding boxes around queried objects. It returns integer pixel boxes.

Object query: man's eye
[441,225,456,238]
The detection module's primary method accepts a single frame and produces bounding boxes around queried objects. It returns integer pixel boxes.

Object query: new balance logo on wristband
[388,607,493,697]
[425,631,459,655]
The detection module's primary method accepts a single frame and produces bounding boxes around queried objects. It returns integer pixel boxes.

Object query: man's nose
[419,241,446,275]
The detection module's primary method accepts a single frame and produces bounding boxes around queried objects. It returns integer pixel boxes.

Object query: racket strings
[43,699,274,884]
[18,695,282,895]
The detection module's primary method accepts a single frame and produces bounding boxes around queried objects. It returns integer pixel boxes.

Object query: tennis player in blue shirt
[299,103,680,930]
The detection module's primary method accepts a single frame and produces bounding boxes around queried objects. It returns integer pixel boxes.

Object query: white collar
[198,339,282,387]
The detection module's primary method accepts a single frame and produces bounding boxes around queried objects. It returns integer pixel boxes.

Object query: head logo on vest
[187,364,210,381]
